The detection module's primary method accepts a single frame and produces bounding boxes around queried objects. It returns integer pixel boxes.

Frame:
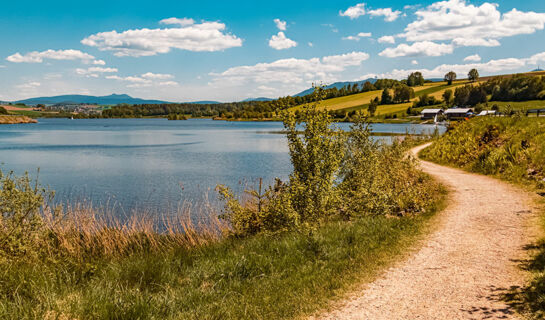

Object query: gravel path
[313,143,538,320]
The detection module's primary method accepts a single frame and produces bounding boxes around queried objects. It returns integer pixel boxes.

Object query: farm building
[477,110,497,116]
[444,108,473,120]
[421,109,444,120]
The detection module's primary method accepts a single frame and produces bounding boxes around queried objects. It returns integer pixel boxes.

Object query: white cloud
[340,3,401,22]
[16,81,41,89]
[368,8,402,22]
[340,3,366,19]
[308,42,314,47]
[81,19,243,57]
[209,51,370,94]
[274,19,287,31]
[452,38,500,47]
[106,73,178,87]
[378,35,396,44]
[76,67,118,77]
[402,0,545,47]
[464,54,482,62]
[374,51,545,80]
[412,60,419,65]
[343,32,372,41]
[159,17,195,26]
[6,49,95,63]
[93,59,106,65]
[268,32,297,50]
[379,41,453,58]
[141,72,174,80]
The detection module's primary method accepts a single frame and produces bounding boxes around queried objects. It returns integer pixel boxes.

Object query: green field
[290,81,474,117]
[488,100,545,111]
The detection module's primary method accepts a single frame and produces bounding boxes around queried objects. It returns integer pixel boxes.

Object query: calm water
[0,118,443,214]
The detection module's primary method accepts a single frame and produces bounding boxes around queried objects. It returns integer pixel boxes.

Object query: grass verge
[0,191,446,320]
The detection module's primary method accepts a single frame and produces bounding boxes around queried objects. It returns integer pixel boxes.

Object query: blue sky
[1,0,545,102]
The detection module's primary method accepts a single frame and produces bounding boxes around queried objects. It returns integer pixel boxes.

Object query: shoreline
[0,115,38,124]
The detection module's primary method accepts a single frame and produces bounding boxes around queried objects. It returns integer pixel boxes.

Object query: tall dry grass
[21,201,228,261]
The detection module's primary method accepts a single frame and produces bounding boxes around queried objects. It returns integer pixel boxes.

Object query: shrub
[0,107,8,115]
[0,170,53,258]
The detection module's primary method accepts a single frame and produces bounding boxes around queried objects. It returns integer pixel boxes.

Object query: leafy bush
[0,170,53,258]
[0,107,8,115]
[219,90,442,236]
[421,117,545,189]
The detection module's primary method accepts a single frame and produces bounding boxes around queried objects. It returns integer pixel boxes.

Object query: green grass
[420,117,545,319]
[0,196,446,319]
[8,109,43,117]
[488,100,545,112]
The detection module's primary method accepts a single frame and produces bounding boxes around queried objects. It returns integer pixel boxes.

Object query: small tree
[407,72,424,87]
[442,89,453,106]
[380,89,393,105]
[393,85,415,103]
[444,71,457,85]
[468,69,479,82]
[368,97,379,116]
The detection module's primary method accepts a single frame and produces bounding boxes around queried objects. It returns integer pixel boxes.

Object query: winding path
[313,143,538,320]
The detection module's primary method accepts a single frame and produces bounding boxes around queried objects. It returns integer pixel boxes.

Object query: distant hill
[15,94,172,105]
[241,97,273,102]
[293,78,378,97]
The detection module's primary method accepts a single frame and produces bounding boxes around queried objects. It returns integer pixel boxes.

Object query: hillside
[15,94,172,105]
[290,80,473,116]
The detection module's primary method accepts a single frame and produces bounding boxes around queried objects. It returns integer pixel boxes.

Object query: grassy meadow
[420,116,545,319]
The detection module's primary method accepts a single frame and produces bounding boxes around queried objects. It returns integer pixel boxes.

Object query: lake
[0,118,444,215]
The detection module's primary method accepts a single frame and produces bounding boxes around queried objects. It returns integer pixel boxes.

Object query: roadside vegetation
[0,91,444,319]
[420,116,545,319]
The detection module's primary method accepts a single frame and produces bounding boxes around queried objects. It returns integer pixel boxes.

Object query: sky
[1,0,545,102]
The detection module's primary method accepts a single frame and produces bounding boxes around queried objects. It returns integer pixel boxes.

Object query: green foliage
[0,107,7,115]
[484,74,545,102]
[421,117,545,189]
[368,97,379,116]
[454,85,487,107]
[0,170,53,258]
[407,72,425,87]
[413,93,440,108]
[442,89,453,105]
[380,89,393,105]
[444,71,457,85]
[468,68,479,82]
[393,85,415,103]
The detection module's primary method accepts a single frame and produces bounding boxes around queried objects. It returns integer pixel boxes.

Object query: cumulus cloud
[274,19,287,31]
[340,3,401,22]
[209,51,370,93]
[16,81,41,89]
[141,72,174,79]
[368,8,402,22]
[340,3,366,19]
[92,59,106,65]
[464,54,482,62]
[106,73,179,87]
[268,32,297,50]
[343,32,372,41]
[159,17,195,26]
[402,0,545,47]
[81,19,242,57]
[378,35,396,44]
[6,49,95,63]
[76,67,118,77]
[412,60,419,65]
[374,51,545,79]
[379,41,453,58]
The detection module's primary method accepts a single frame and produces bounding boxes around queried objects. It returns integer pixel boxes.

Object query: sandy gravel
[313,143,538,320]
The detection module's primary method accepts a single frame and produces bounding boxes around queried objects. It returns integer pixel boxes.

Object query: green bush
[0,107,8,115]
[0,170,53,259]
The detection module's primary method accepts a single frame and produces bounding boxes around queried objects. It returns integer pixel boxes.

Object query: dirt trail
[313,143,538,320]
